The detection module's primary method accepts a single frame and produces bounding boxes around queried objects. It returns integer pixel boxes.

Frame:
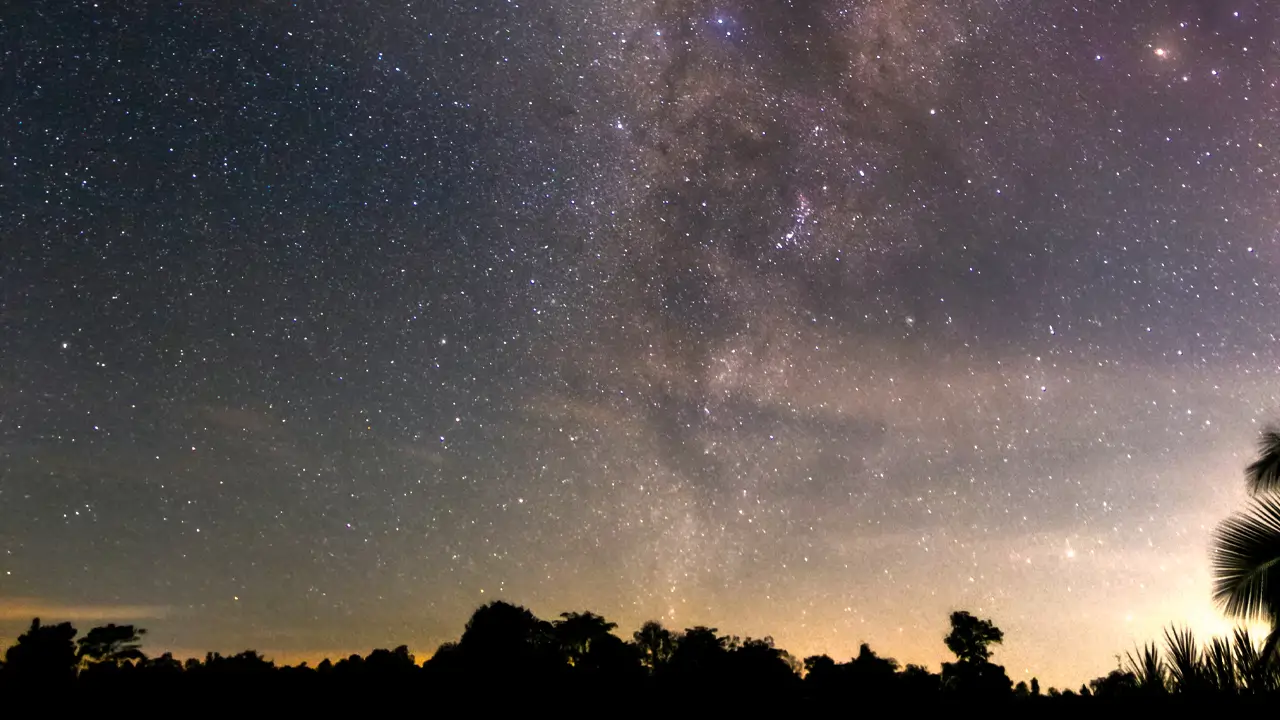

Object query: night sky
[3,0,1279,688]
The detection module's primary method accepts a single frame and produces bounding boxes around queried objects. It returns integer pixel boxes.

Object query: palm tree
[1124,641,1167,694]
[1230,627,1276,694]
[1162,626,1207,694]
[1211,426,1280,664]
[1203,635,1237,694]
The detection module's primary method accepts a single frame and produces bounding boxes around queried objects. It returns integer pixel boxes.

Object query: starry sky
[3,0,1280,688]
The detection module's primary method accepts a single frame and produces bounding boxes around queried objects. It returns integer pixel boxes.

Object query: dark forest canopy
[2,604,1277,712]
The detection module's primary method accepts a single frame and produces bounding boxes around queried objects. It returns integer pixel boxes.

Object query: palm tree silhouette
[1211,426,1280,663]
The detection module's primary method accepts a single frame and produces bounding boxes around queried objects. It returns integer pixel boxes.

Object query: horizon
[1,583,1271,689]
[4,0,1279,695]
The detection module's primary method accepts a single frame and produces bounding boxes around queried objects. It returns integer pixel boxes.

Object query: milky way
[4,1,1280,687]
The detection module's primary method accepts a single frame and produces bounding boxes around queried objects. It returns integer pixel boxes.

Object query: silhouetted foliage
[1230,627,1277,694]
[1089,669,1139,697]
[945,610,1004,664]
[352,645,415,681]
[668,625,727,677]
[633,620,675,675]
[937,611,1011,698]
[77,623,146,667]
[1126,641,1168,694]
[555,611,617,666]
[200,649,276,675]
[3,604,1279,711]
[449,600,565,693]
[142,652,182,676]
[1212,425,1280,666]
[1245,425,1280,494]
[3,618,78,685]
[726,636,799,694]
[942,657,1012,697]
[1164,625,1210,695]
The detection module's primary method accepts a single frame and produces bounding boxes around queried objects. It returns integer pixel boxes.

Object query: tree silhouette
[554,611,618,667]
[77,623,147,667]
[2,618,78,684]
[362,645,416,678]
[669,626,728,676]
[141,652,183,676]
[845,642,899,697]
[1211,426,1280,663]
[900,663,942,696]
[1,601,1274,706]
[454,600,562,688]
[561,618,638,683]
[333,652,366,675]
[945,611,1004,664]
[632,620,675,675]
[727,636,798,692]
[941,611,1010,696]
[1088,669,1139,697]
[459,601,554,655]
[802,653,837,691]
[200,650,276,675]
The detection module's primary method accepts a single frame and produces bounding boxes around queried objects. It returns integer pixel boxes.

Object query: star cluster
[3,0,1280,687]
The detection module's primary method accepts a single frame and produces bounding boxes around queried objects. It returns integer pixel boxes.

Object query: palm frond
[1164,625,1203,693]
[1125,641,1166,693]
[1231,626,1278,693]
[1245,427,1280,494]
[1210,495,1280,623]
[1204,636,1237,693]
[1263,625,1280,688]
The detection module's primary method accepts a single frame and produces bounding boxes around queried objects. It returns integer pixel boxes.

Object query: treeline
[1,602,1276,711]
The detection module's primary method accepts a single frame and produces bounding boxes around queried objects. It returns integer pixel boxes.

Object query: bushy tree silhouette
[944,611,1003,664]
[3,618,78,685]
[848,642,899,692]
[726,636,799,694]
[451,600,563,692]
[668,625,728,678]
[363,645,416,677]
[200,649,276,675]
[941,611,1011,697]
[141,652,183,676]
[633,620,675,675]
[1088,669,1139,697]
[77,623,147,667]
[554,611,617,667]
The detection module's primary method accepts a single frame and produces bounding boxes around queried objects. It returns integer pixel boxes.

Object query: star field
[3,0,1280,688]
